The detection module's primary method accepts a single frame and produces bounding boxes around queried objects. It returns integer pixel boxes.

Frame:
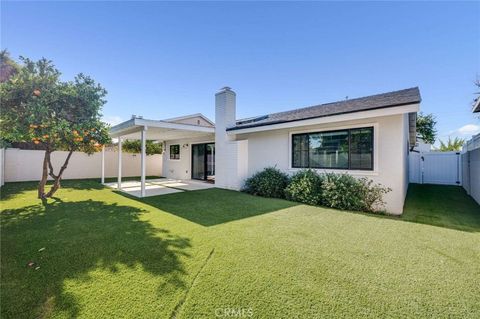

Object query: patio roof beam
[101,145,105,184]
[118,136,122,190]
[109,118,214,138]
[140,126,147,197]
[134,118,214,133]
[109,126,143,139]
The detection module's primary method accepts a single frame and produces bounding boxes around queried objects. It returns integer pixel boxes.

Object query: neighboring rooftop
[162,113,214,127]
[228,87,421,131]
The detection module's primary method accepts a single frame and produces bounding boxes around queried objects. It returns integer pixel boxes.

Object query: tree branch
[57,150,74,177]
[45,150,74,198]
[46,150,58,179]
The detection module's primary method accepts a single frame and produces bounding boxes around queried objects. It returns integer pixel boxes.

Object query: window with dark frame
[292,127,373,170]
[170,144,180,160]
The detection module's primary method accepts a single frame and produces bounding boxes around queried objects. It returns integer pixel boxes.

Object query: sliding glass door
[192,144,206,180]
[191,143,215,181]
[206,143,215,181]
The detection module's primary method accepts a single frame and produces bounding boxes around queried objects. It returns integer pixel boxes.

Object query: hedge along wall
[3,148,163,182]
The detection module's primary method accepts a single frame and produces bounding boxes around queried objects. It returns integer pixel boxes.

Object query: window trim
[169,144,180,160]
[290,125,376,172]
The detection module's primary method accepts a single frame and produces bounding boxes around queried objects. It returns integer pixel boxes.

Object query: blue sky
[2,1,479,145]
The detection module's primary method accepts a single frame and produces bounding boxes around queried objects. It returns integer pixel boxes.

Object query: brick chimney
[215,87,238,188]
[215,87,236,132]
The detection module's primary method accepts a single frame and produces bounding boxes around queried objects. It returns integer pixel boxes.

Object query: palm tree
[438,137,465,151]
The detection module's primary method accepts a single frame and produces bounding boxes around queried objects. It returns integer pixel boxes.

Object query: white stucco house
[110,87,421,214]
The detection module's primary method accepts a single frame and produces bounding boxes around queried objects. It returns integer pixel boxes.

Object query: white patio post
[140,127,147,197]
[101,145,105,184]
[118,137,122,190]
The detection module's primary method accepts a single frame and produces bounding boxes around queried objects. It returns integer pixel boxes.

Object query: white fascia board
[109,119,142,137]
[109,118,215,138]
[110,118,135,133]
[162,113,203,122]
[227,103,420,135]
[134,118,215,133]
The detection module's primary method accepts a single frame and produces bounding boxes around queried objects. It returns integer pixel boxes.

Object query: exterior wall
[237,140,249,188]
[235,114,409,215]
[3,148,162,182]
[402,113,410,203]
[163,135,215,180]
[216,139,248,190]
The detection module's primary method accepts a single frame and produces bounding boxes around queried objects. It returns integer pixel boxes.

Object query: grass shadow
[120,184,480,231]
[0,180,106,201]
[1,198,190,318]
[400,184,480,232]
[0,177,164,201]
[1,181,42,201]
[135,188,299,227]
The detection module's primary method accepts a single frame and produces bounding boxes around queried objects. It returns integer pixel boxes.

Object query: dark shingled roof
[227,87,421,131]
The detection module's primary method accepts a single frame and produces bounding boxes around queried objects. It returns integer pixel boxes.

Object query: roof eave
[109,118,215,138]
[109,118,137,136]
[162,113,215,126]
[227,102,420,135]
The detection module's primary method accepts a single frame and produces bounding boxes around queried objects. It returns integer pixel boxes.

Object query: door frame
[191,142,215,181]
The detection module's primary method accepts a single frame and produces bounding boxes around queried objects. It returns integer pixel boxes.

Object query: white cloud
[102,115,123,126]
[457,124,480,135]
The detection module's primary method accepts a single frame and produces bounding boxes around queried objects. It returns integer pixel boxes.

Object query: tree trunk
[45,177,62,198]
[37,150,51,199]
[38,150,74,199]
[45,150,74,198]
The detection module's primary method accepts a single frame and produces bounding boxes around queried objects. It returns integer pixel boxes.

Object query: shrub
[356,178,392,213]
[321,173,391,213]
[242,167,289,198]
[285,170,323,205]
[122,139,162,155]
[243,167,391,213]
[321,173,365,211]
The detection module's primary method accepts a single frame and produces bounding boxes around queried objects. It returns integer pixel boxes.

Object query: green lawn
[1,181,479,318]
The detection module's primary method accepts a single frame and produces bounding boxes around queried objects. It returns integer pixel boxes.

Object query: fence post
[456,152,461,185]
[0,148,4,187]
[420,152,424,184]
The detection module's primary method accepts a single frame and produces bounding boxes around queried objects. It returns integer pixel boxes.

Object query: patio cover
[104,117,215,197]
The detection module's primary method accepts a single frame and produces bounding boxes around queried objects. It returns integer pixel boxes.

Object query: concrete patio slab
[150,179,215,191]
[104,178,214,197]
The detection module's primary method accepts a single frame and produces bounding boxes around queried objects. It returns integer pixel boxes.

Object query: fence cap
[464,133,480,152]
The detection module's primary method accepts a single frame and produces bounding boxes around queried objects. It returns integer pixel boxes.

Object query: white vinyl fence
[1,148,163,183]
[462,134,480,205]
[0,148,5,187]
[409,151,461,186]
